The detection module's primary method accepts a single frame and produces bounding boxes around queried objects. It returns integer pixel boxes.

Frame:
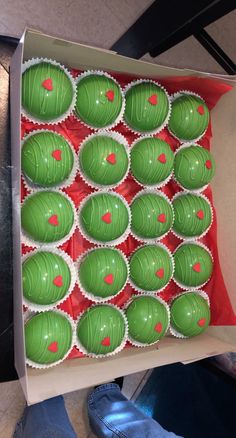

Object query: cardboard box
[11,29,236,405]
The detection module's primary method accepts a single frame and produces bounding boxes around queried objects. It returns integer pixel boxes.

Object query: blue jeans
[14,383,183,438]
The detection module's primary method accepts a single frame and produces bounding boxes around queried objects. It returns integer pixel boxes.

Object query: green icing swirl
[171,292,210,337]
[169,94,210,140]
[22,131,74,187]
[25,311,73,364]
[173,194,212,238]
[79,248,128,299]
[124,82,169,133]
[80,193,129,243]
[75,74,123,128]
[126,296,169,344]
[22,62,74,122]
[23,251,71,305]
[79,135,128,186]
[131,137,174,186]
[174,145,215,190]
[174,243,213,287]
[21,191,74,243]
[131,193,173,239]
[77,305,126,355]
[130,244,173,291]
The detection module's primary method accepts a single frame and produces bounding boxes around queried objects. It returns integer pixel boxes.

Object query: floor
[0,1,235,437]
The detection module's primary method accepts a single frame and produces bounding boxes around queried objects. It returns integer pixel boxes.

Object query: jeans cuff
[88,383,120,404]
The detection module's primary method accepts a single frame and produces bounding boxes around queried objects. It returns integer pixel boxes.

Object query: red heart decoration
[102,212,112,224]
[104,273,114,285]
[106,153,116,165]
[53,275,63,287]
[193,262,201,273]
[148,94,158,105]
[154,322,163,333]
[205,160,212,169]
[52,149,62,161]
[101,337,111,347]
[157,153,166,164]
[197,105,205,115]
[105,90,114,101]
[196,210,204,220]
[42,78,53,91]
[156,268,164,279]
[198,318,206,327]
[48,215,59,226]
[48,341,58,353]
[157,213,166,223]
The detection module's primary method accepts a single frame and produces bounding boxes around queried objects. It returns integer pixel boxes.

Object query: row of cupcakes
[24,291,211,368]
[22,242,213,309]
[21,129,216,192]
[22,59,210,141]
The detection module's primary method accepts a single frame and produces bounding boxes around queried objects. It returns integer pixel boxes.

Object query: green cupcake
[174,243,213,288]
[173,193,212,238]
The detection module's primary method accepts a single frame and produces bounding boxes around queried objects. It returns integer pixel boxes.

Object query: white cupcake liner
[173,240,214,290]
[21,58,77,125]
[77,190,131,247]
[169,289,210,339]
[22,247,77,312]
[75,303,128,359]
[130,189,174,243]
[173,142,213,193]
[168,90,209,143]
[129,135,173,189]
[78,130,130,190]
[21,188,78,249]
[123,79,171,136]
[21,129,78,191]
[171,191,213,241]
[128,242,175,294]
[74,70,125,130]
[76,246,130,303]
[123,294,170,348]
[24,308,76,369]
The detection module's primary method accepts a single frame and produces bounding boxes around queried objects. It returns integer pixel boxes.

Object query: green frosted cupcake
[124,81,170,134]
[76,304,127,357]
[79,248,128,301]
[21,191,74,244]
[169,93,210,141]
[79,133,129,188]
[75,72,123,129]
[174,145,216,191]
[125,295,170,346]
[172,193,212,239]
[22,131,75,188]
[22,60,75,123]
[25,311,73,366]
[174,243,213,288]
[131,137,174,187]
[79,192,130,244]
[23,251,74,308]
[170,292,210,337]
[131,191,174,240]
[130,244,174,292]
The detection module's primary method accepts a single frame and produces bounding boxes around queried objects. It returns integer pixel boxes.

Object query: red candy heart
[154,322,163,333]
[156,268,164,279]
[48,215,59,226]
[193,262,201,273]
[105,90,114,101]
[157,213,166,223]
[197,105,205,115]
[42,78,53,91]
[106,153,116,165]
[196,210,204,220]
[198,318,206,327]
[205,160,212,169]
[101,337,111,347]
[104,273,114,285]
[52,149,62,161]
[148,94,158,105]
[102,212,112,224]
[48,341,58,353]
[157,153,166,164]
[53,275,63,287]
